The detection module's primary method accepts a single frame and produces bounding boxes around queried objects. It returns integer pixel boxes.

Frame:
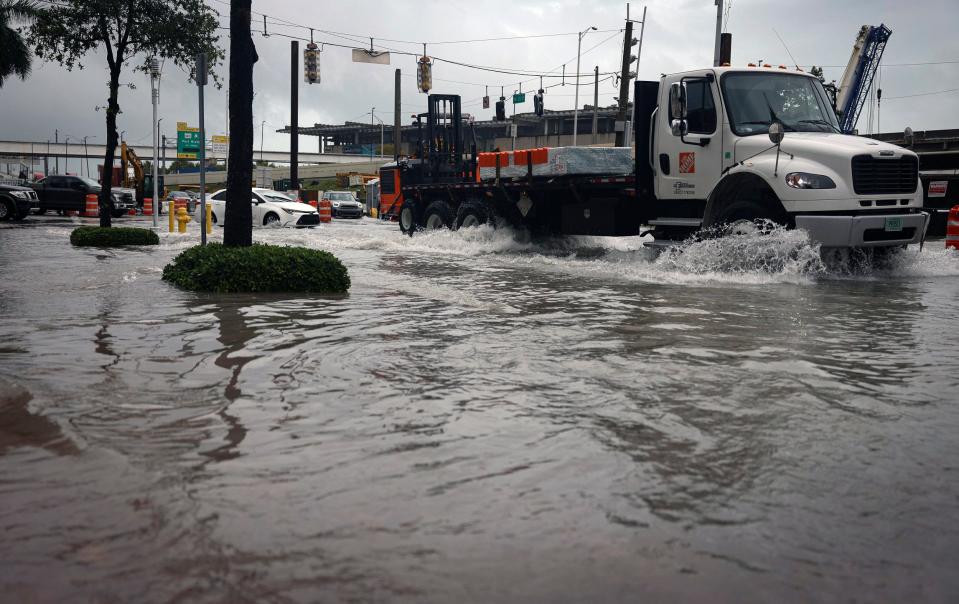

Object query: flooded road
[2,217,959,602]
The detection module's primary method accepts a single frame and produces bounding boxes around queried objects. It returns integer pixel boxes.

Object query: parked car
[29,175,134,217]
[322,190,363,218]
[0,183,39,221]
[165,190,195,213]
[201,188,320,227]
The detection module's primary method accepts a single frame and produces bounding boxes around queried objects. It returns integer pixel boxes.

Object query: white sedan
[199,188,320,227]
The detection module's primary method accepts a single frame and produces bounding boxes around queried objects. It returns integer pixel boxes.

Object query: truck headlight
[10,191,29,199]
[332,202,340,207]
[785,172,836,189]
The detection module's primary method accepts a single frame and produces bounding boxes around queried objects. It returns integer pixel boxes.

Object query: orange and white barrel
[946,205,959,251]
[318,199,332,223]
[142,197,153,216]
[174,199,187,213]
[82,193,99,217]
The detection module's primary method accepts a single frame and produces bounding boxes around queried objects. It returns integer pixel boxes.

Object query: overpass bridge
[0,140,381,167]
[162,159,391,187]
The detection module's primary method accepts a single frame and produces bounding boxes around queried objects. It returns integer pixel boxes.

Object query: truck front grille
[851,155,918,195]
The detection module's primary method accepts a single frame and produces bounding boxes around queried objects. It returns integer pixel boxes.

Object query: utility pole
[572,26,597,146]
[713,0,723,67]
[614,11,634,147]
[394,68,401,160]
[592,66,599,144]
[290,40,299,196]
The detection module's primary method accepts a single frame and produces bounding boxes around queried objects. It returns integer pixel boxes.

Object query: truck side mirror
[668,82,688,137]
[669,82,687,120]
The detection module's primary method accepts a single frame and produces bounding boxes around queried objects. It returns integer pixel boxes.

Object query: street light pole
[64,136,70,175]
[150,57,161,228]
[83,136,95,177]
[572,26,597,146]
[370,110,384,158]
[370,107,375,163]
[260,120,266,164]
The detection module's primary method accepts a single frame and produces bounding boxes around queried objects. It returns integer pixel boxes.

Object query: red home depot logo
[679,152,696,174]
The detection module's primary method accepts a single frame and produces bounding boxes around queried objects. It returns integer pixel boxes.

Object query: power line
[883,87,959,100]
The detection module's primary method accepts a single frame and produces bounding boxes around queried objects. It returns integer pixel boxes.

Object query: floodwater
[2,216,959,603]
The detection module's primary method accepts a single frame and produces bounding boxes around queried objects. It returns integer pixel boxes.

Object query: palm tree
[0,0,37,88]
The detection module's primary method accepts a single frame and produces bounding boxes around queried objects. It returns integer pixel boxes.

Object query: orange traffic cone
[947,205,959,251]
[143,197,153,216]
[82,193,99,217]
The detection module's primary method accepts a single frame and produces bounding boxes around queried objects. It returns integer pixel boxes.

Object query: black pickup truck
[0,182,40,221]
[29,175,135,217]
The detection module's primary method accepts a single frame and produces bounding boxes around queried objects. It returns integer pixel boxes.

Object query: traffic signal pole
[290,40,299,197]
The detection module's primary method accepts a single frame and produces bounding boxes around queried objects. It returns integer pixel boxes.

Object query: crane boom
[835,24,891,134]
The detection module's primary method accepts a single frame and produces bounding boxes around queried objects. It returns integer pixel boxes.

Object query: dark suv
[30,175,135,217]
[0,183,39,221]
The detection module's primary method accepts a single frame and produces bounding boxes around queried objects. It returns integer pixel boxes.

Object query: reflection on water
[1,219,958,602]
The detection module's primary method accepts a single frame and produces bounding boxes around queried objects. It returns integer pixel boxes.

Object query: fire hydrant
[175,206,191,233]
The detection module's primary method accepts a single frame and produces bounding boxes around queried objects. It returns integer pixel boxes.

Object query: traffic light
[304,43,320,84]
[417,55,432,93]
[533,89,544,116]
[495,97,506,121]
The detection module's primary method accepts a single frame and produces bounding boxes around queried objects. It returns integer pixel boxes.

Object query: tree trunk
[223,0,257,247]
[99,65,122,228]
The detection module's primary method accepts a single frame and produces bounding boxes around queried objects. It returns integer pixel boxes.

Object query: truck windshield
[721,72,840,136]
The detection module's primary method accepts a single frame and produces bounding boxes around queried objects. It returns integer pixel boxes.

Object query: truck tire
[423,200,454,230]
[0,200,12,221]
[455,200,490,229]
[399,199,418,235]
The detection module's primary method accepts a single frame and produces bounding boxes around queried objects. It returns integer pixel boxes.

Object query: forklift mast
[421,94,475,183]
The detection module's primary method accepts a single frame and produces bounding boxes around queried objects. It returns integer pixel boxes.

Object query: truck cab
[642,66,927,246]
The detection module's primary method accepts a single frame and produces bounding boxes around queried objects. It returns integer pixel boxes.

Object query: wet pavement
[2,215,959,602]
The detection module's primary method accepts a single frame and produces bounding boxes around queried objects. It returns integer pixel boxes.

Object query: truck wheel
[456,201,490,229]
[711,199,786,236]
[0,200,11,221]
[399,200,418,234]
[423,201,454,230]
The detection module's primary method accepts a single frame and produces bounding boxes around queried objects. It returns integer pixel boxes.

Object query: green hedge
[162,243,350,293]
[70,226,159,247]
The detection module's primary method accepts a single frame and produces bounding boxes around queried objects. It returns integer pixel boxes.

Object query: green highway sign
[176,124,201,159]
[512,93,526,104]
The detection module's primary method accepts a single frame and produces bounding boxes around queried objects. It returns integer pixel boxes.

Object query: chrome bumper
[795,212,929,248]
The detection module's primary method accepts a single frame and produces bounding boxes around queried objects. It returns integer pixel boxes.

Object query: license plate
[884,217,903,232]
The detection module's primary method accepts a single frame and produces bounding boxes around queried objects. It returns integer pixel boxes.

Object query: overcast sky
[2,0,958,163]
